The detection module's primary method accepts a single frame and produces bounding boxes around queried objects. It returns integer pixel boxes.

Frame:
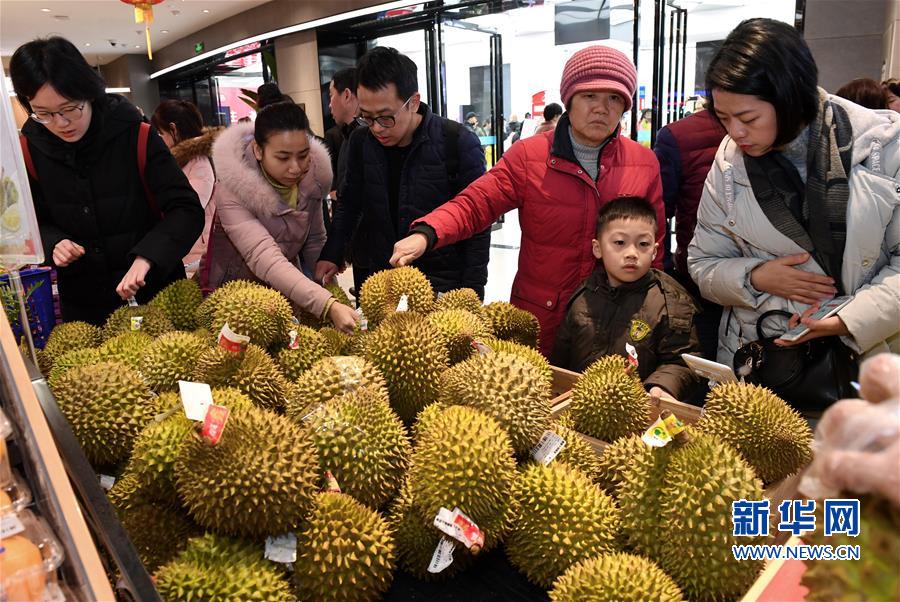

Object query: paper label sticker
[178,381,214,421]
[471,339,492,356]
[201,404,230,444]
[427,537,455,574]
[641,413,685,448]
[356,308,368,332]
[99,474,116,491]
[433,507,484,551]
[396,294,409,312]
[0,513,25,538]
[127,296,139,307]
[288,329,300,350]
[436,291,445,300]
[265,533,298,564]
[625,342,639,371]
[531,430,567,465]
[218,322,250,353]
[130,316,143,331]
[324,470,342,493]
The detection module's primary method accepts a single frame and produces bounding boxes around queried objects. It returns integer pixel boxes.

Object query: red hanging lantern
[120,0,164,60]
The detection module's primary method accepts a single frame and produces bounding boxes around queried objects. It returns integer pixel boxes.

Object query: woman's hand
[315,260,341,285]
[116,256,152,300]
[775,304,850,346]
[749,253,837,305]
[52,239,85,267]
[328,301,359,334]
[390,233,428,267]
[649,386,679,404]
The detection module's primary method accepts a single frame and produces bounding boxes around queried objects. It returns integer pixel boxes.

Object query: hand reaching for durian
[328,301,359,334]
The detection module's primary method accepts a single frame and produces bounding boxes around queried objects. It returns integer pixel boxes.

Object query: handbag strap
[755,309,793,340]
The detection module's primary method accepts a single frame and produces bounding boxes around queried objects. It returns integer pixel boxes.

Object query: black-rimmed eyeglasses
[30,103,86,125]
[354,96,414,129]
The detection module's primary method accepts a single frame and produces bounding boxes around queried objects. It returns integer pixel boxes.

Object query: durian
[439,351,551,454]
[549,553,684,602]
[193,344,291,412]
[595,434,647,496]
[114,501,198,572]
[434,288,483,314]
[426,309,493,364]
[294,493,396,601]
[97,331,153,369]
[359,266,435,325]
[194,279,256,331]
[102,305,174,340]
[298,282,354,328]
[570,355,650,441]
[52,361,158,466]
[155,534,293,602]
[211,283,293,348]
[140,331,209,392]
[175,404,319,537]
[319,326,352,355]
[42,321,101,370]
[506,462,621,588]
[481,302,540,348]
[484,338,553,388]
[551,415,602,483]
[47,347,101,389]
[365,313,449,423]
[287,356,389,419]
[149,279,202,331]
[275,326,328,381]
[299,386,410,509]
[698,382,813,484]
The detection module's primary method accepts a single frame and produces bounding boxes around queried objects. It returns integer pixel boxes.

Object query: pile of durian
[37,266,814,602]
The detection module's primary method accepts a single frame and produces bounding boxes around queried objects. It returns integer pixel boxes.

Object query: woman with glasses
[10,37,203,325]
[199,84,359,333]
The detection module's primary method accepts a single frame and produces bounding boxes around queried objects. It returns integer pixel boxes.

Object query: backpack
[19,121,161,220]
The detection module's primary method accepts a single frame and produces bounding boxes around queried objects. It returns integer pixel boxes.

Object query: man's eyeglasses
[30,103,86,125]
[354,96,414,129]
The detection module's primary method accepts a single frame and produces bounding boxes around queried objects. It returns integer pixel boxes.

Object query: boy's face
[592,218,658,287]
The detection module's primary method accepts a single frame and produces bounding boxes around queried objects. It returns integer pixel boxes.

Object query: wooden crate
[549,365,579,407]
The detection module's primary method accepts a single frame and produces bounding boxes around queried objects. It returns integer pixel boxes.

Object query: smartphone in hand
[778,295,854,342]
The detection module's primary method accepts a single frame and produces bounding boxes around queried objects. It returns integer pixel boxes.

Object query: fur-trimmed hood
[171,127,223,168]
[212,121,333,217]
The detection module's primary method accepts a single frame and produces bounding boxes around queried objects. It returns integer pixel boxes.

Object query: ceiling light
[41,8,51,12]
[135,45,141,48]
[106,87,131,93]
[161,30,169,34]
[85,43,91,47]
[202,9,210,13]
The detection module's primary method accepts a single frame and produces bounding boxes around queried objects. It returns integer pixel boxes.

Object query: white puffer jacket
[688,94,900,365]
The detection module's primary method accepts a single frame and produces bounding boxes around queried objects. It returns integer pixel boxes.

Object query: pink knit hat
[560,46,637,111]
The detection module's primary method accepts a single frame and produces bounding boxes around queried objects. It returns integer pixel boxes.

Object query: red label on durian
[201,404,229,444]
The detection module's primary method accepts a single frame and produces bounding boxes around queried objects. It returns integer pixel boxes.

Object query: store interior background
[2,0,898,302]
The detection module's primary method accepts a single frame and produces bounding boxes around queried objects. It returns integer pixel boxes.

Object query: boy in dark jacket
[551,196,701,401]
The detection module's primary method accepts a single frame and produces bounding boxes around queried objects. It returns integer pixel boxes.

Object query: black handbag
[732,310,859,412]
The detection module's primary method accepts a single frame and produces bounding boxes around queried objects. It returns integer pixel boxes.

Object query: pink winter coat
[199,122,334,317]
[171,128,220,272]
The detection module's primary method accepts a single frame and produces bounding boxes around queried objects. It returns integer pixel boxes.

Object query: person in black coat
[10,37,204,325]
[315,47,490,298]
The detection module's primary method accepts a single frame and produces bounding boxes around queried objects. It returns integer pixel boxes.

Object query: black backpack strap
[442,118,461,196]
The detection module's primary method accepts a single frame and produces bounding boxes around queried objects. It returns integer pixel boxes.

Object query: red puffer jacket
[414,114,664,356]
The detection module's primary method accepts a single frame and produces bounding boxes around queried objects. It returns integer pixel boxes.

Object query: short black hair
[543,103,563,121]
[253,84,309,146]
[595,196,657,237]
[151,99,204,143]
[9,37,106,114]
[332,67,357,95]
[705,18,818,148]
[357,47,418,100]
[836,78,886,110]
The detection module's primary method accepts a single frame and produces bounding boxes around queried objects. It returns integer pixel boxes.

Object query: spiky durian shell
[194,279,256,331]
[174,405,319,537]
[408,406,517,550]
[365,313,449,423]
[193,344,291,412]
[102,305,174,340]
[426,309,493,364]
[287,356,389,420]
[114,501,199,572]
[359,266,435,326]
[570,356,650,441]
[294,493,396,601]
[410,403,444,443]
[434,288,483,314]
[595,434,647,496]
[299,386,410,509]
[52,361,158,465]
[42,321,101,370]
[505,462,621,588]
[550,416,602,483]
[481,302,540,348]
[140,331,209,392]
[616,436,675,559]
[439,351,551,454]
[211,283,293,348]
[319,326,353,355]
[47,347,101,390]
[149,278,203,331]
[484,338,553,388]
[698,381,813,484]
[155,534,294,602]
[549,553,685,602]
[97,331,154,369]
[275,326,328,381]
[297,282,355,328]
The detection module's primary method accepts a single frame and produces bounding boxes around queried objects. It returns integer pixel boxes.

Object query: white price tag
[436,291,445,300]
[178,381,214,421]
[99,474,116,491]
[625,342,639,370]
[427,537,455,574]
[1,513,25,538]
[531,431,567,465]
[432,507,484,550]
[127,296,139,307]
[396,294,409,312]
[472,339,492,356]
[356,308,368,331]
[265,533,298,564]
